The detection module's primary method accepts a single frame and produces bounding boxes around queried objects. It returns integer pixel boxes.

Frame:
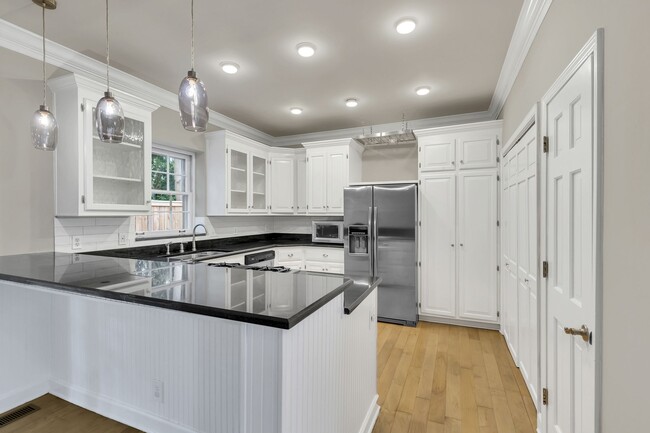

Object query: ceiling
[0,0,523,137]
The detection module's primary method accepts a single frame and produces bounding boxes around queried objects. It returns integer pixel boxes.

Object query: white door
[270,156,295,213]
[250,152,269,213]
[457,131,498,170]
[543,50,596,433]
[502,149,519,360]
[457,170,498,322]
[326,147,347,214]
[419,173,456,318]
[306,150,327,213]
[419,136,456,172]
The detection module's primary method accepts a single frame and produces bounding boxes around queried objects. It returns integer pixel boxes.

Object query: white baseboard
[419,314,500,330]
[358,394,380,433]
[49,380,195,433]
[0,382,49,414]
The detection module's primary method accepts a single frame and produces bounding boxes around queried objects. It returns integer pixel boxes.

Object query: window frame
[135,144,196,240]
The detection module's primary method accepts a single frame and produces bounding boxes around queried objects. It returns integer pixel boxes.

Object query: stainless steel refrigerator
[344,183,418,326]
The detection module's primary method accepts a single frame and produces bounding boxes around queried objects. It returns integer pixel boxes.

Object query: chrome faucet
[192,224,207,252]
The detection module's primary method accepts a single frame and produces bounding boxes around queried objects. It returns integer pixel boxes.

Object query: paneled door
[270,157,295,213]
[419,174,456,317]
[502,148,519,361]
[326,147,347,214]
[306,151,327,213]
[457,170,498,322]
[543,38,598,433]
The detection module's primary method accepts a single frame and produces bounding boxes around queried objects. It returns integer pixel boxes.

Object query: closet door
[504,149,519,360]
[458,170,498,322]
[419,173,456,317]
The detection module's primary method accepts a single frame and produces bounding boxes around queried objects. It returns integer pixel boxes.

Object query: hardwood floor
[0,395,140,433]
[372,321,537,433]
[2,322,536,433]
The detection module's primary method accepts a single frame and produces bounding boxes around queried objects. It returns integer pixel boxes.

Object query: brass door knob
[564,325,591,344]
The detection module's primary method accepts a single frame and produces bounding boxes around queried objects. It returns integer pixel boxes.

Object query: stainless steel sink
[165,250,229,263]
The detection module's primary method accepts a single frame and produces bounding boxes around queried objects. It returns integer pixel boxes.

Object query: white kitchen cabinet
[457,171,498,321]
[269,154,295,213]
[303,139,364,215]
[419,173,457,317]
[417,121,501,173]
[49,74,158,216]
[205,131,270,215]
[295,153,308,214]
[276,247,344,274]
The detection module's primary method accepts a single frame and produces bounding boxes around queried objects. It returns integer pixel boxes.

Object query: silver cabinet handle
[323,253,328,258]
[288,253,294,258]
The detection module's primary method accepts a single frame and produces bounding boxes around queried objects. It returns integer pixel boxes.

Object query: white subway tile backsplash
[55,217,96,227]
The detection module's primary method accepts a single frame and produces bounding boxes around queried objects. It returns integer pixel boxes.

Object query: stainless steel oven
[312,221,344,244]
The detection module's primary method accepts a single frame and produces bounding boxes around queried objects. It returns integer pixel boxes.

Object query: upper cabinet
[417,121,502,172]
[49,74,159,216]
[302,139,364,215]
[206,131,270,215]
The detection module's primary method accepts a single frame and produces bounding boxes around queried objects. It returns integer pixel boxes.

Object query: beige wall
[0,78,54,255]
[500,1,650,431]
[361,146,418,182]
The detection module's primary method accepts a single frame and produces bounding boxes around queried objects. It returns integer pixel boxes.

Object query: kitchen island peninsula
[0,252,380,433]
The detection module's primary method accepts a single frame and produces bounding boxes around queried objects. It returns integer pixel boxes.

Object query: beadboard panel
[0,282,52,414]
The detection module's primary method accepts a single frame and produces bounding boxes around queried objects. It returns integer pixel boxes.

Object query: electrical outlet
[152,379,164,403]
[118,232,128,246]
[72,236,82,250]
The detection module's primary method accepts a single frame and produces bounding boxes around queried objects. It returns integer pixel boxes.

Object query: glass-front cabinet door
[84,99,151,212]
[251,153,268,213]
[228,148,249,212]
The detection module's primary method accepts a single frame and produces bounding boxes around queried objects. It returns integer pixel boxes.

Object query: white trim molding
[488,0,554,118]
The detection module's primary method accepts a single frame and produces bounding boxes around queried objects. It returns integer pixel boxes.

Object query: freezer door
[373,184,418,325]
[344,186,373,277]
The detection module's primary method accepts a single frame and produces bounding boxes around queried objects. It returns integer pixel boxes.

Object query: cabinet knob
[451,244,455,247]
[323,253,328,257]
[288,253,293,257]
[460,160,464,164]
[452,161,455,165]
[460,243,464,247]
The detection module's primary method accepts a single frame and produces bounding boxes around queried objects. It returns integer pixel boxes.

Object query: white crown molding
[0,18,276,145]
[273,110,494,147]
[488,0,554,119]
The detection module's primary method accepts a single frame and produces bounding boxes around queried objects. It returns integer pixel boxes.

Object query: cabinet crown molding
[415,120,503,138]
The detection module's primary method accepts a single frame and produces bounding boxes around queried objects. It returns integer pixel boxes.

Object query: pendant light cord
[42,4,47,106]
[191,0,195,71]
[105,0,110,92]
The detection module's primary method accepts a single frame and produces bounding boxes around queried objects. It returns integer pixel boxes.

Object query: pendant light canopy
[95,0,124,143]
[178,0,209,132]
[31,0,58,151]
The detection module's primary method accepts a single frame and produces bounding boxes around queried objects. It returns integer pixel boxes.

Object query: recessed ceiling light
[345,98,359,108]
[220,62,239,74]
[415,86,431,96]
[395,18,416,35]
[290,107,303,115]
[296,42,316,58]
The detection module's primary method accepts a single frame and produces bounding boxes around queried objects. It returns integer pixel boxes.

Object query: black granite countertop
[0,252,356,329]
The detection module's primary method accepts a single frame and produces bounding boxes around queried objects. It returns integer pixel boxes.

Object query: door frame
[539,29,604,433]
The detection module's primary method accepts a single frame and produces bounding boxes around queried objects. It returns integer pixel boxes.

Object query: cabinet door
[419,137,456,172]
[84,99,151,212]
[305,261,328,272]
[295,154,307,213]
[457,131,497,170]
[457,171,498,321]
[250,152,268,213]
[306,150,327,213]
[270,156,295,213]
[228,147,249,213]
[327,264,344,274]
[326,147,348,214]
[419,173,457,317]
[277,260,304,270]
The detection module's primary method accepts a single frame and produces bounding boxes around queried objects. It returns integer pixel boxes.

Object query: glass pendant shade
[178,70,209,132]
[31,105,58,150]
[95,91,125,143]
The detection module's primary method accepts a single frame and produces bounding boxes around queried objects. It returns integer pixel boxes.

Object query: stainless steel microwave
[312,221,344,244]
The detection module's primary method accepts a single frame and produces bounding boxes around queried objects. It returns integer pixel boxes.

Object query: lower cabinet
[419,170,498,324]
[276,247,344,274]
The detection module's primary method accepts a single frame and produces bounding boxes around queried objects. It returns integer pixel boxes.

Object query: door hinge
[496,156,500,163]
[418,146,421,152]
[497,220,500,227]
[497,311,500,318]
[543,261,549,278]
[497,265,500,271]
[418,221,421,227]
[542,388,549,406]
[226,148,229,154]
[81,195,85,204]
[418,180,421,185]
[496,136,500,145]
[418,262,421,267]
[226,203,229,209]
[306,157,309,162]
[543,136,549,153]
[346,154,349,159]
[497,175,500,181]
[80,103,85,112]
[418,302,421,308]
[419,162,422,168]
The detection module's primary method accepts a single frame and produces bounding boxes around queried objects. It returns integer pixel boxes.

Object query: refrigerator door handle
[368,207,374,276]
[373,206,378,276]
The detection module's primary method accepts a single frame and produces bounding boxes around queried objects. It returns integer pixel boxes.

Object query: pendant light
[30,0,58,151]
[178,0,209,132]
[95,0,124,143]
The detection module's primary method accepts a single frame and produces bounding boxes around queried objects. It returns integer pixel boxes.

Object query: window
[135,147,194,238]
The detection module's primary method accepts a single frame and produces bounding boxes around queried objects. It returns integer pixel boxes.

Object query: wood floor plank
[478,406,498,433]
[375,409,396,433]
[407,397,430,433]
[445,326,461,421]
[398,327,429,413]
[391,411,412,433]
[428,325,449,424]
[426,421,445,433]
[490,389,517,433]
[460,367,480,433]
[416,324,439,399]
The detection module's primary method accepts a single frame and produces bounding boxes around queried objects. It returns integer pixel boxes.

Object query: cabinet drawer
[305,261,343,274]
[304,247,343,263]
[275,248,304,261]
